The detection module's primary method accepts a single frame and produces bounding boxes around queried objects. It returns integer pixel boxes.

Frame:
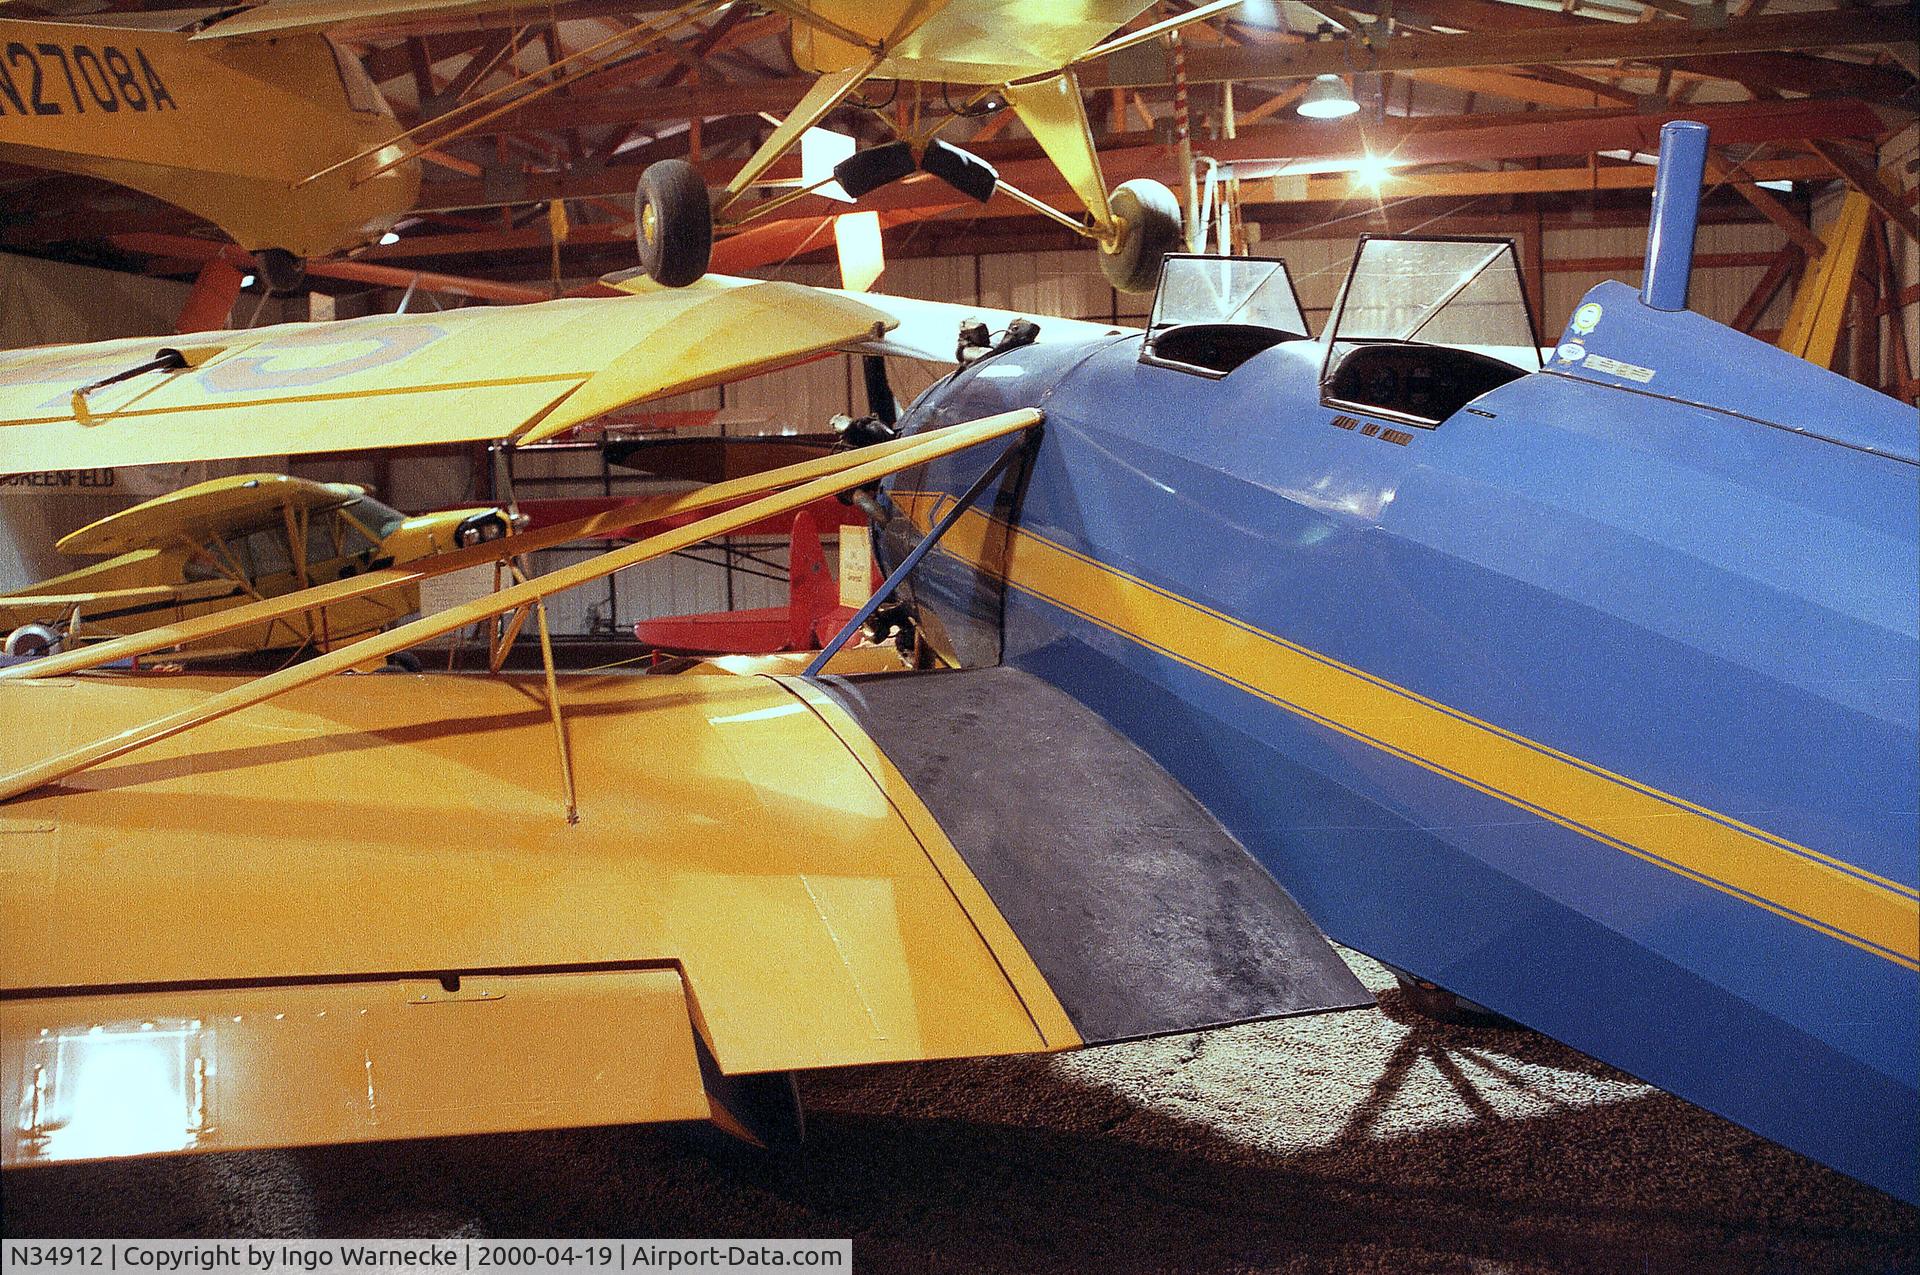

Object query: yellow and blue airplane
[0,121,1910,1205]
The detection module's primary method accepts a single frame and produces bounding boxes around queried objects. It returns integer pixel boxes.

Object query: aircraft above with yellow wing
[0,472,518,660]
[0,0,1235,291]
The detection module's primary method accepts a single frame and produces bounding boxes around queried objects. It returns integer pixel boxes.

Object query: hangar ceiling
[0,0,1913,293]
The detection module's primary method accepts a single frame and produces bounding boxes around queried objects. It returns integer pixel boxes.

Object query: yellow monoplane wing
[56,474,363,556]
[0,281,891,475]
[786,0,1155,83]
[190,0,538,39]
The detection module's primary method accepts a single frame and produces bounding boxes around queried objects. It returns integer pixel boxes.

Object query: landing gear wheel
[1098,178,1181,294]
[1392,974,1518,1029]
[3,623,61,658]
[254,248,307,294]
[634,159,714,288]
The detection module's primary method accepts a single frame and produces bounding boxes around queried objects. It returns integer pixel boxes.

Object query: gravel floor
[4,951,1914,1273]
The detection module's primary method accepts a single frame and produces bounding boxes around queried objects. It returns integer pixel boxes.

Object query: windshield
[1326,238,1540,370]
[345,494,408,540]
[1150,255,1309,338]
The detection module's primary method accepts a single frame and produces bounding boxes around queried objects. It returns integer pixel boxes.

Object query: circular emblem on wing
[1570,302,1603,335]
[197,323,448,394]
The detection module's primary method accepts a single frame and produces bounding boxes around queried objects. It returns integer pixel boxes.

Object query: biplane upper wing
[606,270,1138,363]
[0,281,892,475]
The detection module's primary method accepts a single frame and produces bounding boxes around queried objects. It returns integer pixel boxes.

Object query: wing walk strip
[0,413,1040,802]
[894,492,1920,970]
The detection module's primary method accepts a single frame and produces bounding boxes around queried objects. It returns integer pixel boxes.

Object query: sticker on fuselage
[1583,353,1655,384]
[1556,343,1586,363]
[1570,302,1603,335]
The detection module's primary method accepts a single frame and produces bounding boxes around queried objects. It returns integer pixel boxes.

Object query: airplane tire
[1099,178,1182,294]
[1392,974,1519,1029]
[635,160,714,288]
[3,623,61,658]
[255,248,307,295]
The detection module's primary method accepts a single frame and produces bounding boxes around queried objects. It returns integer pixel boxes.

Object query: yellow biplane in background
[0,472,517,659]
[1,0,1235,291]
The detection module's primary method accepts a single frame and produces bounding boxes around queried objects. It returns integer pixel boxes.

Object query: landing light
[240,274,257,289]
[1297,74,1359,120]
[379,231,402,245]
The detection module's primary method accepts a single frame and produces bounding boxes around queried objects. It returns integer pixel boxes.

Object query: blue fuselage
[879,314,1919,1201]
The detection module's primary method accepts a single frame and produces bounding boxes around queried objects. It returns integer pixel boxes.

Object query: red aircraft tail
[634,510,863,655]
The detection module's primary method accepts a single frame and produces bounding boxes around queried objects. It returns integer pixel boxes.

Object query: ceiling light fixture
[1297,74,1359,120]
[1351,153,1394,187]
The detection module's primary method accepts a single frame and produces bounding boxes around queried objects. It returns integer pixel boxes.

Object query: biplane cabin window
[1140,255,1311,378]
[306,517,343,565]
[329,41,387,115]
[238,529,294,580]
[1320,237,1541,427]
[181,549,223,583]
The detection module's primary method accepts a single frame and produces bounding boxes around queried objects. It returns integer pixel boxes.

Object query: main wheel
[634,159,714,288]
[254,248,307,294]
[4,623,61,658]
[1392,974,1518,1029]
[1098,178,1182,294]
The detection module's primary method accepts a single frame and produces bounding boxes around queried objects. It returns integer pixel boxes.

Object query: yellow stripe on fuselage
[895,491,1920,970]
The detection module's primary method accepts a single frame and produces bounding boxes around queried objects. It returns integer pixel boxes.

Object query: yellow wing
[0,281,891,475]
[190,0,539,39]
[56,473,362,556]
[0,414,1368,1166]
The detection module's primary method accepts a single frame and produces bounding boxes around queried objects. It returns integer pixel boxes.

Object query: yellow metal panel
[0,19,416,256]
[790,0,1153,84]
[520,285,890,441]
[1002,72,1111,226]
[57,473,361,555]
[781,676,1080,1049]
[0,283,896,473]
[1,971,710,1166]
[1778,190,1872,369]
[0,673,1062,1082]
[193,0,537,39]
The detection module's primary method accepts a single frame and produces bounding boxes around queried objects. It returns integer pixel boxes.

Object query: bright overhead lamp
[1297,74,1359,120]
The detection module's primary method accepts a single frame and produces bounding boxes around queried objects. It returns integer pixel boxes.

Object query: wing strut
[803,431,1030,677]
[0,410,1041,804]
[1,425,979,685]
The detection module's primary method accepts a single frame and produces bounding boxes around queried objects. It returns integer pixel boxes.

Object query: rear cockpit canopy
[1140,255,1311,378]
[1321,237,1541,427]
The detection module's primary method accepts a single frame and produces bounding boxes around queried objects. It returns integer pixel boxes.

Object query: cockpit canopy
[1321,236,1541,426]
[1140,254,1311,377]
